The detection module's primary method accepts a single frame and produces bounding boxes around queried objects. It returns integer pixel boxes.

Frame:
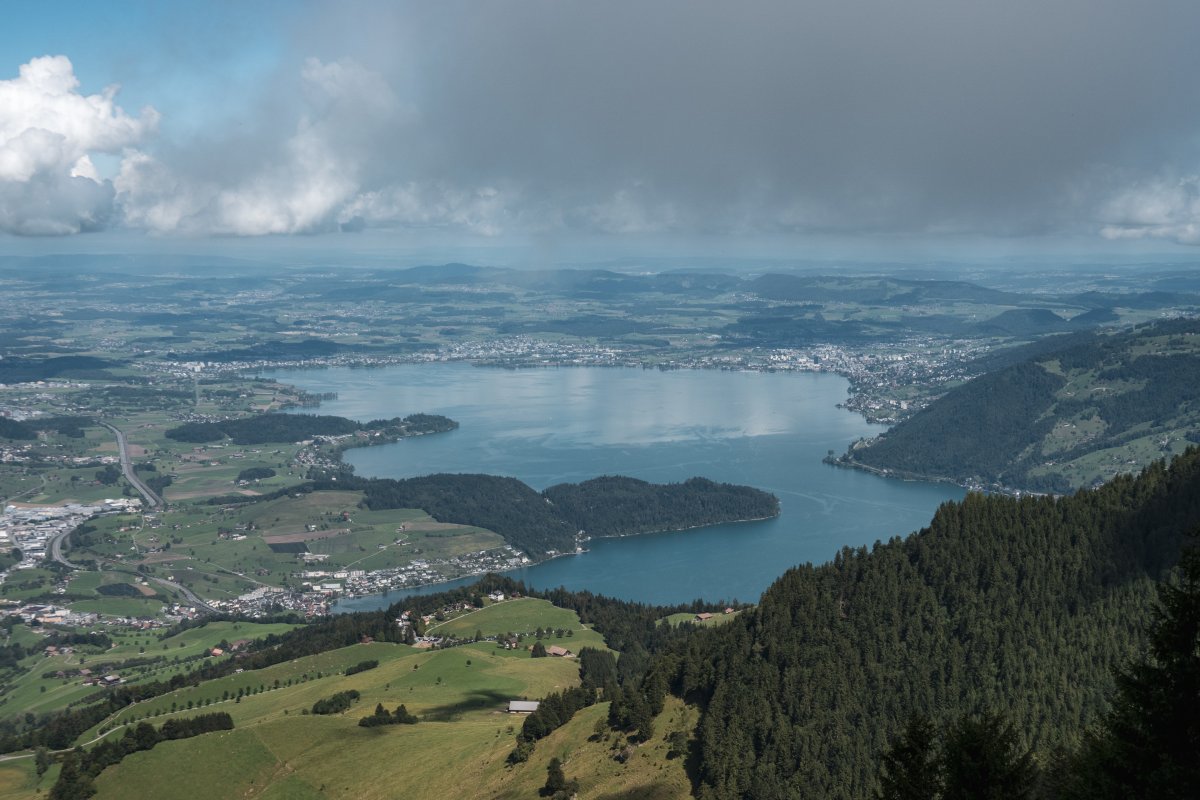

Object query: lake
[267,364,963,607]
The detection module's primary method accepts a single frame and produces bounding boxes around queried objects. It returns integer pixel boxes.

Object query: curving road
[52,424,217,614]
[146,575,220,615]
[48,528,82,570]
[100,422,162,509]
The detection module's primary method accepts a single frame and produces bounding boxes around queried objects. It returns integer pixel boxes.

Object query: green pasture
[661,610,741,627]
[81,638,582,743]
[108,621,301,661]
[429,598,607,653]
[0,643,113,719]
[91,683,698,800]
[68,597,165,617]
[0,472,42,504]
[0,569,59,603]
[2,625,45,651]
[20,466,126,505]
[0,621,303,723]
[0,757,56,800]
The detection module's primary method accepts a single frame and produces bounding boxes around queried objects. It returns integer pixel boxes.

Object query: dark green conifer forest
[659,447,1200,799]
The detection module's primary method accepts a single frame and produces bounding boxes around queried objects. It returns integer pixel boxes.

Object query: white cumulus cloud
[0,55,157,235]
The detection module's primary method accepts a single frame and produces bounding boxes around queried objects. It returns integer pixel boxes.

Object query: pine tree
[1064,544,1200,799]
[941,712,1038,800]
[543,757,566,795]
[878,715,941,800]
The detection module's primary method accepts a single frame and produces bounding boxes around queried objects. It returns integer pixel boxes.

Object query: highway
[47,424,218,615]
[146,575,220,615]
[100,423,218,611]
[99,422,163,509]
[48,528,82,570]
[47,527,219,614]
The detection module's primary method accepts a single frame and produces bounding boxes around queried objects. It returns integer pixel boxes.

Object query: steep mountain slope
[838,317,1200,491]
[671,447,1200,799]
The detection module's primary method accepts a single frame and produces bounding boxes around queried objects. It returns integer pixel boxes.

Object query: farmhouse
[546,645,573,657]
[508,700,540,714]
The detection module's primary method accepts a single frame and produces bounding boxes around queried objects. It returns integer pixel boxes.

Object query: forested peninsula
[164,412,458,445]
[321,473,780,558]
[835,318,1200,492]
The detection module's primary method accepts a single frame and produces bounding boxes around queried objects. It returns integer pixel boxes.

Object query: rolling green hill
[838,317,1200,491]
[9,596,698,800]
[8,446,1200,799]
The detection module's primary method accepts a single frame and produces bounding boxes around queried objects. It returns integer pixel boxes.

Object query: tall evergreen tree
[543,757,566,795]
[941,712,1038,800]
[1064,543,1200,799]
[878,715,941,800]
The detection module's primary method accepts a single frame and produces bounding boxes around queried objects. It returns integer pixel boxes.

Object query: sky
[3,1,1200,263]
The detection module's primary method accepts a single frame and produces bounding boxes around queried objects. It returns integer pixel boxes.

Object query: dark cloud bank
[5,1,1200,243]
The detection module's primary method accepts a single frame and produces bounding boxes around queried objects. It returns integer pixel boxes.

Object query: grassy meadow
[84,620,701,800]
[430,598,608,653]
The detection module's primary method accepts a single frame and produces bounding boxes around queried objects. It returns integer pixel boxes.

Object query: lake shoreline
[271,363,962,606]
[333,511,783,612]
[826,452,1048,498]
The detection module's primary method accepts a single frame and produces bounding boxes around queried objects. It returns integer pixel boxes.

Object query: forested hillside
[839,317,1200,490]
[661,447,1200,799]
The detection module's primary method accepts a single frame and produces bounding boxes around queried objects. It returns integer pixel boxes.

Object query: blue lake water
[266,365,963,607]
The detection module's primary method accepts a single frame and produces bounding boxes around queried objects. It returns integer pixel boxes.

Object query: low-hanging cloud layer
[6,1,1200,244]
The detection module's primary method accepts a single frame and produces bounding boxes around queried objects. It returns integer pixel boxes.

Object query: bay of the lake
[267,364,963,607]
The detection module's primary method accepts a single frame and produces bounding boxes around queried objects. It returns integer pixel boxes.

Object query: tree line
[0,415,94,440]
[358,702,418,727]
[311,690,361,715]
[49,712,233,800]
